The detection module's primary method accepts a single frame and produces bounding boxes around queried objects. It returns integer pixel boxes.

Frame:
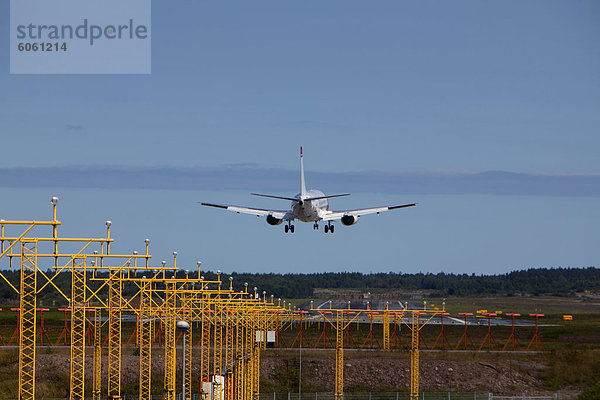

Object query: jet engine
[266,215,283,225]
[341,214,359,226]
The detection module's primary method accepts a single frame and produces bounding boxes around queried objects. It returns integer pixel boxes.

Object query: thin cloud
[0,165,598,196]
[65,124,84,131]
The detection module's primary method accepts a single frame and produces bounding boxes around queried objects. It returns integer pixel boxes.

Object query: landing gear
[313,222,319,230]
[285,222,295,233]
[324,222,334,234]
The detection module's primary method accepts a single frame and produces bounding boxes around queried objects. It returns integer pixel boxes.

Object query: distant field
[429,295,600,316]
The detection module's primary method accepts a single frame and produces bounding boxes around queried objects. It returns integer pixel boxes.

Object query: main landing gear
[324,222,334,234]
[284,222,295,233]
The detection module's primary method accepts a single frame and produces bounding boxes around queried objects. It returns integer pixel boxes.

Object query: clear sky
[0,1,598,275]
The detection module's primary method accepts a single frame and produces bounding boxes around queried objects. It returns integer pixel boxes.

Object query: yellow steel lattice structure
[200,291,211,389]
[251,309,261,400]
[70,259,86,400]
[164,280,177,400]
[139,278,153,400]
[108,269,123,400]
[213,299,223,377]
[383,307,390,351]
[410,312,420,400]
[19,240,38,400]
[235,307,247,400]
[182,286,193,400]
[334,310,344,400]
[93,308,102,400]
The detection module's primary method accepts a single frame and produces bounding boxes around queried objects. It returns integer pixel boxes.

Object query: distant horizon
[1,165,599,197]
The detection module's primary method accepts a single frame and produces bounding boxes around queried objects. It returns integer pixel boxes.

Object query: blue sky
[0,1,598,275]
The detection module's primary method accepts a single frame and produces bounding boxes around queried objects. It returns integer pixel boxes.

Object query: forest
[0,266,598,304]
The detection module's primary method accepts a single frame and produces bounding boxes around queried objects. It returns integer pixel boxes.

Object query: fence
[488,395,558,400]
[255,392,558,400]
[23,392,560,400]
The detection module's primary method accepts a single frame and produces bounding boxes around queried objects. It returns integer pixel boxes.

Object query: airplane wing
[199,202,294,220]
[321,203,416,221]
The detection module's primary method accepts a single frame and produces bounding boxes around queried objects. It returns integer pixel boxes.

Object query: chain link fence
[27,392,559,400]
[255,392,558,400]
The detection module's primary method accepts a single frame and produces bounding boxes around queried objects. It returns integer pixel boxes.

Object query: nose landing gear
[313,222,319,230]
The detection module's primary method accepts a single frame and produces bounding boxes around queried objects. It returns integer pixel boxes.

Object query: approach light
[176,320,190,331]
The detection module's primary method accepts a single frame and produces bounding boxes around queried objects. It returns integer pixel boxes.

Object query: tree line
[0,266,597,304]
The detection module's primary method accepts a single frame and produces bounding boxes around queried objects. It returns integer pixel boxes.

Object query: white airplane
[199,148,416,233]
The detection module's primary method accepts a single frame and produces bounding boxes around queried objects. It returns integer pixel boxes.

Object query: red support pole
[343,311,357,348]
[313,311,333,349]
[290,311,305,348]
[276,312,280,348]
[478,313,497,351]
[526,314,545,351]
[0,308,5,345]
[36,308,52,346]
[432,312,450,350]
[55,308,70,346]
[9,308,20,345]
[126,313,139,346]
[455,312,475,350]
[153,310,164,346]
[360,312,380,349]
[502,313,521,351]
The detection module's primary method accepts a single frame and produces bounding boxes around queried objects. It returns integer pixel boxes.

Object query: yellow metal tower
[19,239,38,400]
[93,308,102,400]
[334,310,344,400]
[139,277,153,400]
[70,258,87,400]
[108,268,123,400]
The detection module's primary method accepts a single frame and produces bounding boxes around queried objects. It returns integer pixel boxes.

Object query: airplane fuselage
[292,189,329,222]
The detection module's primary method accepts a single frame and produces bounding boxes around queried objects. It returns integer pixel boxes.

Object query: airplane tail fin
[300,146,307,196]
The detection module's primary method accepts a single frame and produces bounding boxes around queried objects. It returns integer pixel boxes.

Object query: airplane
[199,148,416,233]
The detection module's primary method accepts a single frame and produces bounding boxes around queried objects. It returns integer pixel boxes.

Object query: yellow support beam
[93,308,102,400]
[70,259,86,400]
[19,240,37,400]
[164,280,177,400]
[410,312,420,400]
[108,269,123,400]
[200,293,211,397]
[139,278,153,400]
[383,306,390,351]
[334,310,344,400]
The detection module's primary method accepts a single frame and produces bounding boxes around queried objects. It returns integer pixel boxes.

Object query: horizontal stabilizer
[389,203,417,210]
[251,193,299,202]
[305,193,351,201]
